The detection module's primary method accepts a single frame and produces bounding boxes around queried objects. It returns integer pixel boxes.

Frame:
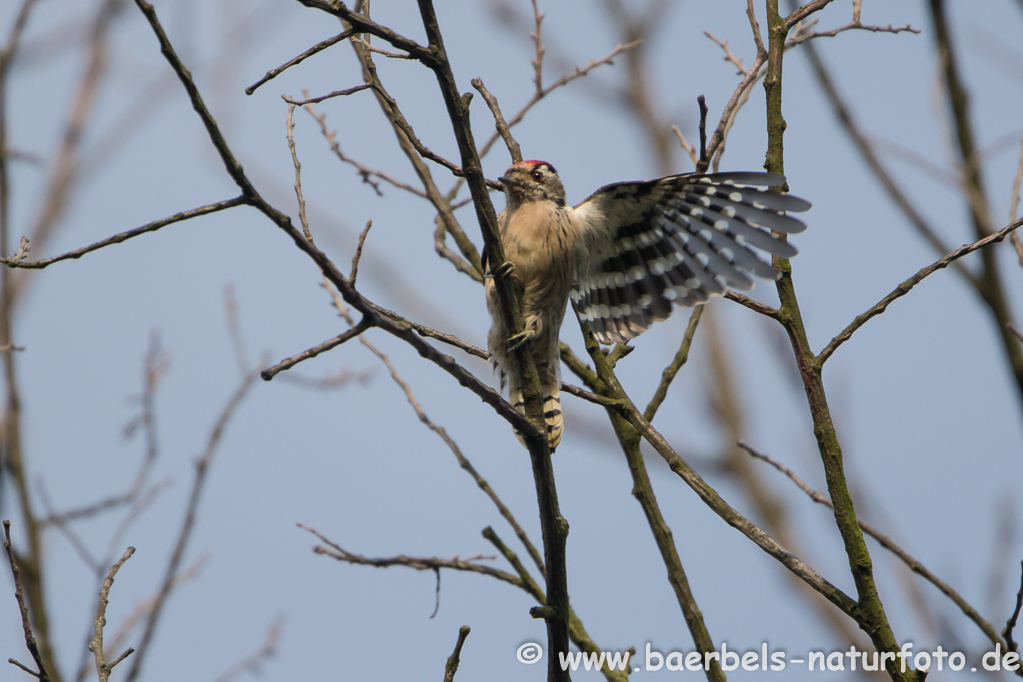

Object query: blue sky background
[2,1,1022,680]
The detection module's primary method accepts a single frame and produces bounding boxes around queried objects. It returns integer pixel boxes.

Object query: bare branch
[1006,560,1023,652]
[294,0,435,62]
[746,0,766,58]
[670,125,699,168]
[471,78,522,163]
[286,102,312,242]
[410,322,488,359]
[703,31,748,74]
[298,523,518,588]
[1,197,247,269]
[1010,138,1023,268]
[245,29,356,95]
[644,304,704,422]
[820,217,1023,364]
[492,40,642,149]
[741,442,1009,650]
[225,284,250,377]
[282,83,371,106]
[261,316,372,381]
[350,219,372,285]
[89,547,136,682]
[530,0,545,92]
[434,214,483,282]
[347,38,485,277]
[3,520,50,682]
[99,555,208,671]
[350,37,412,60]
[300,100,427,198]
[443,626,470,682]
[724,289,780,318]
[784,0,835,29]
[787,19,920,48]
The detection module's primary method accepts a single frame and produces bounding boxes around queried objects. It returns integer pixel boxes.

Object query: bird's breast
[499,202,578,283]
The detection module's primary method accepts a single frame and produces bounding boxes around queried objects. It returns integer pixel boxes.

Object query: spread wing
[569,172,810,344]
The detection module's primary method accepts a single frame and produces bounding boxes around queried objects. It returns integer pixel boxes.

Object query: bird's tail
[510,368,562,451]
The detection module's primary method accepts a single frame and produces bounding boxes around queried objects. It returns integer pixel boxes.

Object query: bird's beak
[498,175,518,190]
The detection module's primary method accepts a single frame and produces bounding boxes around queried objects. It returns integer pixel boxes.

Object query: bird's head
[499,160,566,207]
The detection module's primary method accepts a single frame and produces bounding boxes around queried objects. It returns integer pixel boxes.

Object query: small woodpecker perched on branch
[485,160,811,450]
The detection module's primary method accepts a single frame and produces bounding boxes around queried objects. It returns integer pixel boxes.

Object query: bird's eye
[531,169,544,182]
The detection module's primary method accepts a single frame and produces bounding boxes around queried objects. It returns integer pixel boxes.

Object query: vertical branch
[605,410,725,682]
[927,0,1023,410]
[0,0,58,676]
[766,2,915,679]
[3,520,51,681]
[413,3,570,678]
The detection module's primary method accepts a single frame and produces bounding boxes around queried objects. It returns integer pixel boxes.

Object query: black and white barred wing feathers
[569,172,811,344]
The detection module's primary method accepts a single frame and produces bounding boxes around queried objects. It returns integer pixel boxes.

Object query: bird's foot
[490,261,515,279]
[506,328,536,352]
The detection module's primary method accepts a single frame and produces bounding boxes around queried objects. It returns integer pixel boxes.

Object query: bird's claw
[492,261,515,278]
[506,328,535,352]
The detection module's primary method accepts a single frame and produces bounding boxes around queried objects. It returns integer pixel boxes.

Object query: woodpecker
[485,160,810,450]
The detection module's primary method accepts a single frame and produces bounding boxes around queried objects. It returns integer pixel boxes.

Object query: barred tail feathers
[507,369,563,451]
[542,378,563,450]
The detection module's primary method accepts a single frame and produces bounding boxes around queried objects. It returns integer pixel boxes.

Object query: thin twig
[409,322,488,359]
[350,37,411,59]
[560,382,623,409]
[18,0,122,307]
[784,0,834,28]
[1010,138,1023,268]
[3,520,50,681]
[348,39,484,277]
[0,197,247,269]
[261,317,372,381]
[286,102,312,242]
[644,304,704,422]
[350,220,372,285]
[298,523,516,587]
[282,83,371,106]
[819,217,1023,364]
[100,555,208,670]
[697,95,708,166]
[442,626,470,682]
[245,29,356,95]
[225,284,250,376]
[89,547,136,682]
[1005,560,1023,652]
[529,0,545,92]
[724,289,780,318]
[475,40,641,164]
[471,78,522,163]
[295,0,435,62]
[747,0,766,57]
[787,19,919,48]
[704,31,747,74]
[301,100,427,198]
[671,125,699,168]
[741,442,1009,650]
